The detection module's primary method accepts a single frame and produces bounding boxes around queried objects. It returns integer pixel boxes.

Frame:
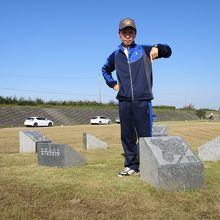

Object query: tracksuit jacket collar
[118,42,136,52]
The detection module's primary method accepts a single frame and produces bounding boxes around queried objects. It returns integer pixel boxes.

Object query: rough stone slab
[37,143,85,167]
[19,130,51,153]
[152,125,168,136]
[198,136,220,161]
[83,133,108,150]
[139,136,204,191]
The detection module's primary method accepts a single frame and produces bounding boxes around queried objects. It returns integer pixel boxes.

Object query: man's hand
[113,84,120,92]
[150,47,159,63]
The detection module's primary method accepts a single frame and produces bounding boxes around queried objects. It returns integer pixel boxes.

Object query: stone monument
[37,143,85,168]
[152,125,168,136]
[198,136,220,161]
[139,136,204,191]
[83,133,108,150]
[19,130,51,153]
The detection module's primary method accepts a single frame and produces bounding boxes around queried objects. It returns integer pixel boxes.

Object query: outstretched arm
[144,44,172,62]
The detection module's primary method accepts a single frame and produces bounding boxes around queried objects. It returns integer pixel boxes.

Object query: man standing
[102,18,172,177]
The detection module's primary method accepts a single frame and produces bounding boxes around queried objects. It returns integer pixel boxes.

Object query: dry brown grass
[0,124,121,154]
[0,121,220,219]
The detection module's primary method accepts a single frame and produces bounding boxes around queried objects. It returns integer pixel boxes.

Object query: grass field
[0,121,220,219]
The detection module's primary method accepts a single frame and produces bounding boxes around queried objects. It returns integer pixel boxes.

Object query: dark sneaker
[118,167,139,177]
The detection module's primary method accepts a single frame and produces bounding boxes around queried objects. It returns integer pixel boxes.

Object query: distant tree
[36,98,44,105]
[108,100,117,106]
[195,109,206,119]
[182,104,195,110]
[153,105,176,110]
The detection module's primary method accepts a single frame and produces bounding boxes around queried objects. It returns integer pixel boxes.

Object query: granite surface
[139,136,204,191]
[37,143,85,167]
[152,125,168,137]
[198,136,220,161]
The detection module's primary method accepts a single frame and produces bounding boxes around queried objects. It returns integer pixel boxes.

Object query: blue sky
[0,0,220,109]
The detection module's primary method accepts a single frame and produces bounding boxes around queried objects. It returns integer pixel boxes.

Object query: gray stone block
[19,130,51,153]
[37,143,85,167]
[198,136,220,161]
[152,125,168,136]
[139,136,204,191]
[83,133,108,150]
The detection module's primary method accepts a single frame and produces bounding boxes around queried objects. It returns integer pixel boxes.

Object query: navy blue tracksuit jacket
[102,43,172,170]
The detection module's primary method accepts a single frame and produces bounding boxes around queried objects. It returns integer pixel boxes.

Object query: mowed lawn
[0,121,220,220]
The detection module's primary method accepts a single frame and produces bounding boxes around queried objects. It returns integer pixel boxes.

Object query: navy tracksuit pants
[119,100,153,171]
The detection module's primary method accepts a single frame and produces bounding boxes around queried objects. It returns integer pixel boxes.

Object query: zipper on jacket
[126,48,135,101]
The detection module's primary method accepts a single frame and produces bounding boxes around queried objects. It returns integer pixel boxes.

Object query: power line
[0,74,97,80]
[0,87,114,98]
[0,87,97,96]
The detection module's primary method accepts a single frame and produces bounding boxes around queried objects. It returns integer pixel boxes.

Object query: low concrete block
[37,143,85,167]
[198,136,220,161]
[139,136,204,191]
[19,130,51,153]
[152,125,168,136]
[83,133,108,150]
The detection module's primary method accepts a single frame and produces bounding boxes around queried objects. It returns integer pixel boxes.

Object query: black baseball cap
[119,18,136,31]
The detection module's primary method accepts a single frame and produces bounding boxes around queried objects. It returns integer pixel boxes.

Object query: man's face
[119,27,136,47]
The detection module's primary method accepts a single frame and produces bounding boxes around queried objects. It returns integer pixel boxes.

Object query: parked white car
[24,117,53,127]
[115,118,120,124]
[90,116,111,125]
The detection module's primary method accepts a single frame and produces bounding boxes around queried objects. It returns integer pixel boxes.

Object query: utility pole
[98,75,101,103]
[185,96,187,107]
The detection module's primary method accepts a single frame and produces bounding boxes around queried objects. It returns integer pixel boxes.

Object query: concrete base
[83,133,108,150]
[19,130,51,153]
